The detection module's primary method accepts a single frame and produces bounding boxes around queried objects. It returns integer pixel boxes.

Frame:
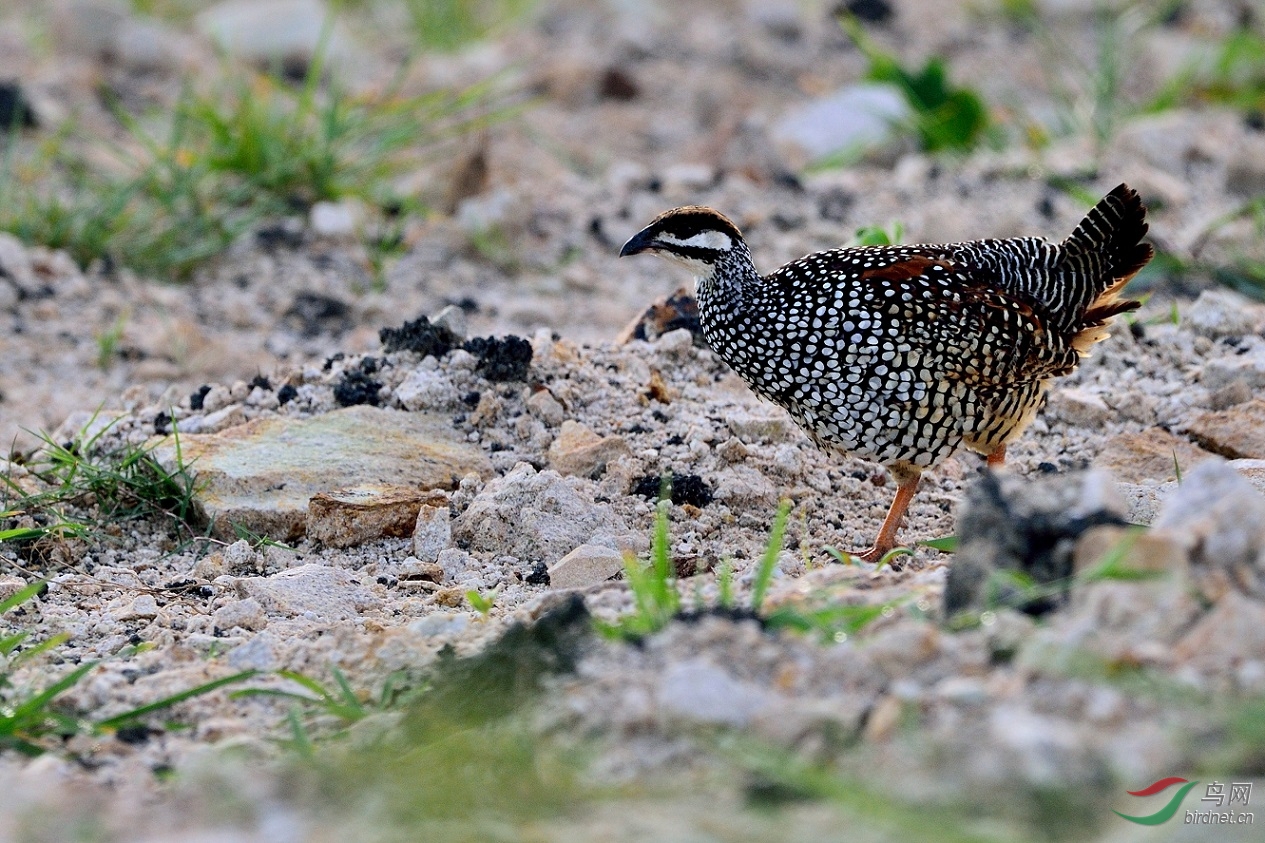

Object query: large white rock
[770,83,910,166]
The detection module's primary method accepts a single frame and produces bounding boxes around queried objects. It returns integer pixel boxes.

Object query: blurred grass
[398,0,536,51]
[839,13,993,154]
[0,56,509,280]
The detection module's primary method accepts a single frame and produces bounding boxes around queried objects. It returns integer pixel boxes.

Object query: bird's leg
[987,445,1006,470]
[850,475,922,564]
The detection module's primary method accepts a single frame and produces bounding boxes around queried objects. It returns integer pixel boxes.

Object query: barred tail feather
[1061,183,1152,355]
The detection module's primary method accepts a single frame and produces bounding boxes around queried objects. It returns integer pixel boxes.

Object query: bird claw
[837,545,913,567]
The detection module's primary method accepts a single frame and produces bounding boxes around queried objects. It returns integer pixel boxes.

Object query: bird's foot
[839,544,910,566]
[845,545,884,564]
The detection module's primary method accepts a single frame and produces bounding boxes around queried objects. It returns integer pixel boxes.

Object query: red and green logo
[1114,778,1200,825]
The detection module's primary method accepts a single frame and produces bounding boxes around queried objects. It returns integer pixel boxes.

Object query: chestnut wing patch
[859,255,954,282]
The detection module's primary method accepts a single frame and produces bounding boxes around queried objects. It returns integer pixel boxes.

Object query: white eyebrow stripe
[658,230,733,251]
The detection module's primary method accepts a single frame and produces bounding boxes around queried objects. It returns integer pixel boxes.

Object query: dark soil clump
[463,335,533,382]
[631,472,714,508]
[379,315,461,358]
[333,363,384,407]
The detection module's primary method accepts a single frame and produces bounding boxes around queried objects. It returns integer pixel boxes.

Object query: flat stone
[0,577,27,602]
[1092,428,1218,484]
[393,559,444,586]
[0,234,37,301]
[307,485,448,549]
[111,594,159,621]
[1111,109,1208,175]
[412,501,452,562]
[770,83,910,166]
[547,420,632,478]
[1046,387,1111,428]
[932,676,989,706]
[661,162,716,194]
[436,548,473,580]
[234,564,379,621]
[1226,137,1265,199]
[726,409,792,443]
[49,0,126,59]
[1186,398,1265,460]
[430,305,468,341]
[195,0,359,73]
[213,598,268,632]
[309,200,362,238]
[547,544,626,589]
[1184,289,1261,339]
[987,705,1083,785]
[408,613,470,638]
[151,406,490,541]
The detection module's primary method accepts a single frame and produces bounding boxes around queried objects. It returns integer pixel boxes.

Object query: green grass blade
[918,535,958,553]
[0,581,44,614]
[751,500,792,613]
[717,560,734,610]
[95,669,257,730]
[7,662,97,724]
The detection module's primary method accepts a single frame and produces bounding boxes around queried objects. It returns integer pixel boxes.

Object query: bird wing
[765,246,1073,390]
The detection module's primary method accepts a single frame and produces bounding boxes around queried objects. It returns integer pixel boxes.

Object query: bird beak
[619,228,655,258]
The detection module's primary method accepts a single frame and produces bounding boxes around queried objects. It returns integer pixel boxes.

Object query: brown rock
[862,694,902,743]
[1092,428,1218,484]
[645,368,672,404]
[547,420,632,478]
[434,587,466,608]
[547,543,626,589]
[1187,399,1265,460]
[1229,459,1265,497]
[308,486,449,549]
[615,287,703,345]
[526,389,565,426]
[412,499,452,562]
[1073,525,1188,579]
[1174,592,1265,681]
[151,406,491,541]
[1046,387,1111,428]
[397,561,444,585]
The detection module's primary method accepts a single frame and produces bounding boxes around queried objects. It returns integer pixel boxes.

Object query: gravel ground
[2,0,1265,840]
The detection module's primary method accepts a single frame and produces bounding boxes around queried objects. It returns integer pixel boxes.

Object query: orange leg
[987,445,1006,470]
[850,475,921,564]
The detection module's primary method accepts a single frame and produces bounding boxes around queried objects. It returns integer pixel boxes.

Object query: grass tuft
[749,500,792,613]
[839,13,991,153]
[400,0,536,51]
[1,582,253,756]
[848,221,905,247]
[1,413,202,548]
[0,49,512,281]
[601,497,681,640]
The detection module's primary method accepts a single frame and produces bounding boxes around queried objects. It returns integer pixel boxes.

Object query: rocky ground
[2,0,1265,841]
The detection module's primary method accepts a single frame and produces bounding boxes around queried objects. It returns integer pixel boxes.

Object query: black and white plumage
[620,184,1153,561]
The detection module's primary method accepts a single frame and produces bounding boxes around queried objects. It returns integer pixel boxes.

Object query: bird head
[619,206,747,275]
